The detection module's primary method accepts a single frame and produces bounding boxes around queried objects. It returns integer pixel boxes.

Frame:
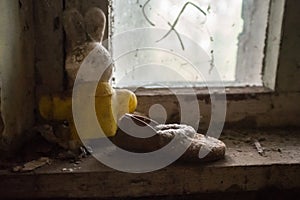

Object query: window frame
[107,0,300,129]
[109,0,282,89]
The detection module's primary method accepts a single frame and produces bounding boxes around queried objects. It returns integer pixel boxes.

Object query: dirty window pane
[111,0,270,88]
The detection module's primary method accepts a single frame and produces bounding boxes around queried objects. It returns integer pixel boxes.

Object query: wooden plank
[34,0,65,94]
[1,165,299,199]
[0,129,299,199]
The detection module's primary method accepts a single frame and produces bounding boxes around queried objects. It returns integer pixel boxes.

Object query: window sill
[133,86,300,128]
[0,129,299,199]
[133,86,273,98]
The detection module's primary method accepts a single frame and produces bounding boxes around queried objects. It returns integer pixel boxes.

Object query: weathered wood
[0,129,299,199]
[34,0,64,94]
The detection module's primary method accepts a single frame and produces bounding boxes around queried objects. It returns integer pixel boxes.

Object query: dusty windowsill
[0,129,299,199]
[133,87,300,128]
[131,86,273,98]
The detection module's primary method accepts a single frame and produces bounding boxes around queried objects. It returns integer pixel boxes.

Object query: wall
[34,0,65,95]
[0,0,35,152]
[276,0,300,92]
[0,0,110,152]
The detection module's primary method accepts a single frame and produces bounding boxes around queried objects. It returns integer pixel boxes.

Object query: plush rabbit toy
[39,7,137,149]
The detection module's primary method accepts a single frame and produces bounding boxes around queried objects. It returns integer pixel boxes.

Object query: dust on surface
[220,128,300,166]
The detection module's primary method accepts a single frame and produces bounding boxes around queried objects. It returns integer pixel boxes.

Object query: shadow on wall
[0,85,3,134]
[0,0,35,152]
[0,108,3,135]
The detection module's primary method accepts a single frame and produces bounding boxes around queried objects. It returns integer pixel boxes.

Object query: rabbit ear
[63,8,87,48]
[85,7,106,43]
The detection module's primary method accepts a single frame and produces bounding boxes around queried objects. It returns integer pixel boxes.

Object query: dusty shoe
[112,114,226,162]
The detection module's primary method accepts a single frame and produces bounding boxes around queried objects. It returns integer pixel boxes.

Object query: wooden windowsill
[0,129,299,199]
[130,86,273,98]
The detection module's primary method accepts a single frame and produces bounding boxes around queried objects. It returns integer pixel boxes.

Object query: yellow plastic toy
[39,83,137,140]
[39,8,137,149]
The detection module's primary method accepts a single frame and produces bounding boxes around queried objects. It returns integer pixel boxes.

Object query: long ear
[63,8,87,48]
[85,7,106,43]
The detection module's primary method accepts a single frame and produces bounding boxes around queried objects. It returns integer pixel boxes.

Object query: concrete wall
[0,0,35,152]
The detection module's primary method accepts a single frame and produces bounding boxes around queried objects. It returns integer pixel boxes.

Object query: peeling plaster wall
[0,0,35,151]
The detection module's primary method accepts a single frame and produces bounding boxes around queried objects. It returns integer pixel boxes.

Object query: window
[110,0,271,88]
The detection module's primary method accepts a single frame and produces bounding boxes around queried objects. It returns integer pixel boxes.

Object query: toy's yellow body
[39,8,138,148]
[39,82,137,142]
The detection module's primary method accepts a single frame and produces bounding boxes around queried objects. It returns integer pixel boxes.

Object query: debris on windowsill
[268,147,283,153]
[253,139,266,157]
[12,157,52,173]
[79,146,92,158]
[34,124,69,150]
[57,150,78,161]
[277,148,283,153]
[61,160,82,172]
[62,168,74,172]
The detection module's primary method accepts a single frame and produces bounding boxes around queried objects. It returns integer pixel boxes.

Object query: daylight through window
[110,0,270,88]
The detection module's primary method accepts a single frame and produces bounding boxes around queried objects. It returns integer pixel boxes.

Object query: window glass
[111,0,270,87]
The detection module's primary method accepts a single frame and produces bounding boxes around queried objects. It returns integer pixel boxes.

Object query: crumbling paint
[0,0,35,152]
[136,89,300,130]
